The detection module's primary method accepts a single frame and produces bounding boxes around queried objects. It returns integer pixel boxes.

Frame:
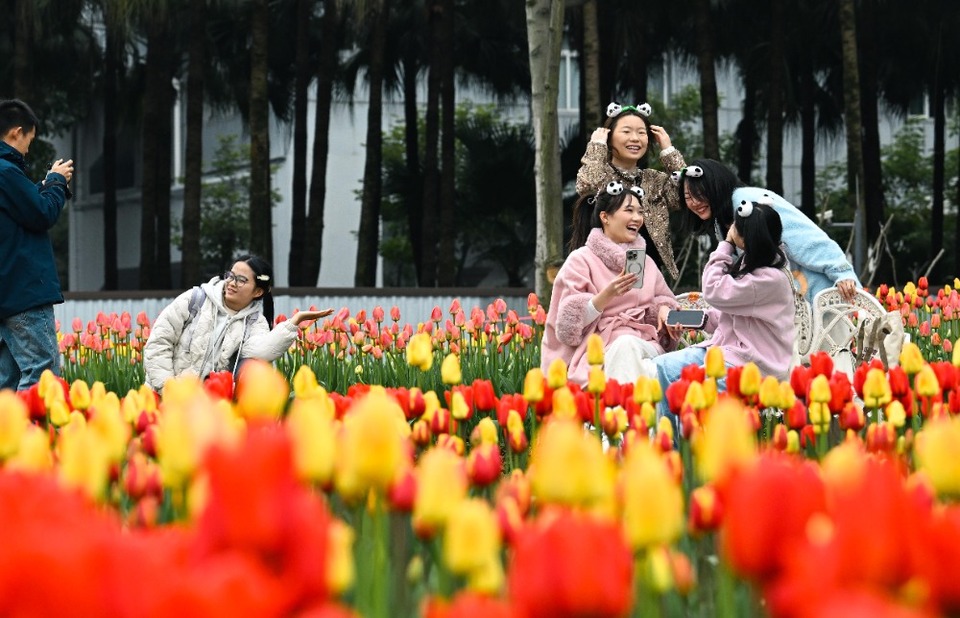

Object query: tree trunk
[181,0,206,286]
[525,0,565,301]
[249,0,273,262]
[765,0,785,194]
[419,0,442,287]
[930,70,945,280]
[858,0,885,250]
[402,51,423,282]
[103,24,119,290]
[354,0,388,286]
[288,0,312,285]
[694,0,720,160]
[437,0,456,286]
[736,70,757,183]
[799,58,817,221]
[140,16,174,289]
[304,0,338,284]
[581,0,601,128]
[13,0,32,101]
[839,0,866,272]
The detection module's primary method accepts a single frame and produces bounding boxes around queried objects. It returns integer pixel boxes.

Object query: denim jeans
[0,305,60,390]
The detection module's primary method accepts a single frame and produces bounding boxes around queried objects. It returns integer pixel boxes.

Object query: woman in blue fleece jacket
[674,158,859,304]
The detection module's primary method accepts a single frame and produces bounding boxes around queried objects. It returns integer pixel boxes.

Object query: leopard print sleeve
[575,142,612,197]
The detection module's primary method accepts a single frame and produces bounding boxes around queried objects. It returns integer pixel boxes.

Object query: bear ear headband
[606,102,652,118]
[670,165,704,184]
[736,193,773,218]
[590,180,644,203]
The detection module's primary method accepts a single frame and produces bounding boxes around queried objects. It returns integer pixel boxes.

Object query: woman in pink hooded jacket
[540,181,679,385]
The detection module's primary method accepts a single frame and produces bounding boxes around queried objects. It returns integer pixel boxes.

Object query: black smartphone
[667,309,706,329]
[625,248,645,288]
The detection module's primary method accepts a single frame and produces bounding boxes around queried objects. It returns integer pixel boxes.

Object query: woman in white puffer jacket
[143,254,329,393]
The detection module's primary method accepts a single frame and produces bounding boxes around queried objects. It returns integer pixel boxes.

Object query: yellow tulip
[475,417,499,445]
[529,419,614,508]
[684,381,706,410]
[334,390,409,501]
[546,358,568,389]
[235,359,290,421]
[466,555,505,595]
[953,338,960,368]
[6,424,52,472]
[69,380,92,411]
[292,364,323,398]
[694,399,757,483]
[413,447,468,534]
[443,499,501,576]
[899,342,925,375]
[808,375,831,404]
[821,440,867,490]
[523,368,545,403]
[0,391,29,460]
[551,386,578,421]
[704,346,726,378]
[809,402,831,434]
[915,416,960,497]
[915,365,940,398]
[450,390,470,420]
[619,442,684,550]
[862,368,892,408]
[779,381,796,410]
[786,429,800,453]
[587,366,606,394]
[88,398,131,462]
[441,353,462,385]
[885,400,906,428]
[739,362,762,396]
[633,376,661,404]
[701,377,718,408]
[406,332,434,371]
[286,398,337,486]
[586,333,605,366]
[49,399,70,427]
[326,520,356,595]
[58,424,111,501]
[758,376,781,409]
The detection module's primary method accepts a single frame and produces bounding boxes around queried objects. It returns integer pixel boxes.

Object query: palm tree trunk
[288,0,312,285]
[839,0,866,272]
[799,58,816,221]
[249,0,273,262]
[581,0,601,128]
[103,24,119,290]
[931,74,945,280]
[354,0,388,286]
[181,0,206,286]
[694,0,720,160]
[437,0,456,286]
[858,0,885,252]
[765,0,785,194]
[402,52,423,282]
[304,0,338,284]
[736,70,757,183]
[525,0,565,300]
[13,0,32,101]
[419,0,442,287]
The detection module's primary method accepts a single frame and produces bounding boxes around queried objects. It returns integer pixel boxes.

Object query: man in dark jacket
[0,99,73,390]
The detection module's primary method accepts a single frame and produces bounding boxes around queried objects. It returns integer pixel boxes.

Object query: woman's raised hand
[648,125,672,150]
[290,308,334,326]
[590,127,609,144]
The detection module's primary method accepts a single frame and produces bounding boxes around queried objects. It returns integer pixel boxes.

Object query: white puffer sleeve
[143,290,195,391]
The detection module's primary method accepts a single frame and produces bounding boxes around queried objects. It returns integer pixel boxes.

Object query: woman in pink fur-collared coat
[541,182,680,385]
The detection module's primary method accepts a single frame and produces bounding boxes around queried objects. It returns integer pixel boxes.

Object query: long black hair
[236,254,275,325]
[724,202,787,279]
[569,188,636,252]
[676,158,744,236]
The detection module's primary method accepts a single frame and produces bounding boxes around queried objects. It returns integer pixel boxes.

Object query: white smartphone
[625,248,646,288]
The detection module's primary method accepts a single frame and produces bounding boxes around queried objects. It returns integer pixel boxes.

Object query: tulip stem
[716,560,736,618]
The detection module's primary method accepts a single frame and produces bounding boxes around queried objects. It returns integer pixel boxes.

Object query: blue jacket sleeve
[731,187,859,286]
[0,166,66,232]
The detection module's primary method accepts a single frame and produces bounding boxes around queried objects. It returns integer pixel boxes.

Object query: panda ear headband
[736,193,773,218]
[606,101,652,118]
[590,180,645,204]
[670,165,704,185]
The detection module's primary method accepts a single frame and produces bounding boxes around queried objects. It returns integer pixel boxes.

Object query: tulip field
[3,278,960,616]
